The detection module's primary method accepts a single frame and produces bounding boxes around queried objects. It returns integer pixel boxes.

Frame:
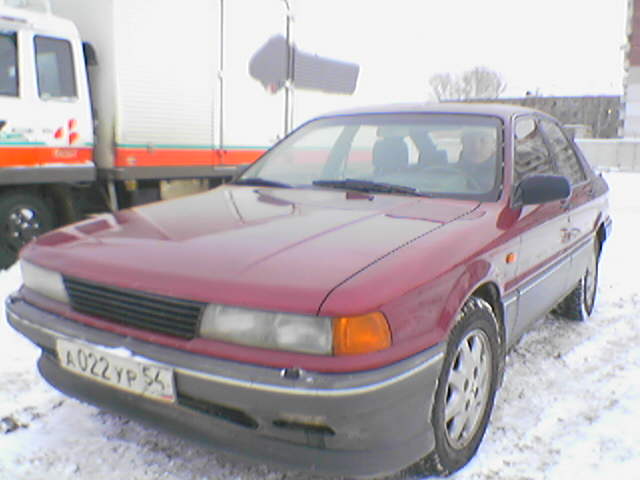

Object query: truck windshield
[240,113,503,201]
[0,33,18,97]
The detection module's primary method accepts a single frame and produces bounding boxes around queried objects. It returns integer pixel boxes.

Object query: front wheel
[0,192,55,269]
[422,297,501,476]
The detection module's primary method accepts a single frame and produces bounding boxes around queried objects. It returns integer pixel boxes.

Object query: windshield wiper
[313,179,428,196]
[233,177,292,188]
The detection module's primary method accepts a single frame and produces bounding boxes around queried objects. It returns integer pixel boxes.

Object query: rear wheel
[554,238,600,321]
[0,192,55,269]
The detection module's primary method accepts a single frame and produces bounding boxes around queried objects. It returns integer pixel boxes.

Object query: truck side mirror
[513,174,571,207]
[82,42,98,66]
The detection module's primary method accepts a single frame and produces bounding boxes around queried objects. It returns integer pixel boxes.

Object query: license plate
[56,339,176,403]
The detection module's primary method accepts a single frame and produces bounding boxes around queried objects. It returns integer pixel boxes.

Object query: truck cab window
[0,33,18,97]
[34,35,77,99]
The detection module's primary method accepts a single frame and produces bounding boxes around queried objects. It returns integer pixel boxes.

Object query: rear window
[34,35,77,99]
[0,32,18,97]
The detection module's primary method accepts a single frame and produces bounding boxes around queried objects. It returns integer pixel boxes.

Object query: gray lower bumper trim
[6,296,445,477]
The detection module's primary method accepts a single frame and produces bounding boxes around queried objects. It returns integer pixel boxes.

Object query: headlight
[200,304,333,355]
[200,305,392,356]
[20,260,69,304]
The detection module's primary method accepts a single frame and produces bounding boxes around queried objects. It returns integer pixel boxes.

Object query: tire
[413,297,501,477]
[553,238,600,322]
[0,192,55,269]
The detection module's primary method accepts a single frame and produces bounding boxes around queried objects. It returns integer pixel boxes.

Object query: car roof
[317,102,546,121]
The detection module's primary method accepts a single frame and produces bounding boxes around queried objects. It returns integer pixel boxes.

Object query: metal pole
[218,0,225,148]
[283,0,294,135]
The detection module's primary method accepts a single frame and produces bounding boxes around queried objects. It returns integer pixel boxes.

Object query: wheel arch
[596,222,607,255]
[443,278,506,387]
[468,282,507,385]
[470,282,505,346]
[438,262,506,351]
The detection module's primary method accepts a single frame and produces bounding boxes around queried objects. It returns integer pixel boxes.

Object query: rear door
[539,119,600,286]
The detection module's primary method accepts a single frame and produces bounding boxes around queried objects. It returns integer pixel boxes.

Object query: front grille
[64,277,206,339]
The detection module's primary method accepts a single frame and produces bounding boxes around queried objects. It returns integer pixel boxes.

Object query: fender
[436,259,495,336]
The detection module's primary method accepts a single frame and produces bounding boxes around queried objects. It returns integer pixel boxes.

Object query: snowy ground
[0,172,638,480]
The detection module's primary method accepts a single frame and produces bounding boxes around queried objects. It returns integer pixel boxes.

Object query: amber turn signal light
[332,312,391,355]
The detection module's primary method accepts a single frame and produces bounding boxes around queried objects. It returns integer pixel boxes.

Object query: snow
[1,172,639,480]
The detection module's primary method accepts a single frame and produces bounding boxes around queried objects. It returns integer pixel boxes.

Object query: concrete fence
[576,139,640,172]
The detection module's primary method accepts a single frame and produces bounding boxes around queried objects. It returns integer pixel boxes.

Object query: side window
[513,117,554,184]
[541,120,587,184]
[34,36,77,99]
[0,32,18,97]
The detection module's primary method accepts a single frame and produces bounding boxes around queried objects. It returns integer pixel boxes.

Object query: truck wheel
[419,297,500,476]
[553,237,600,322]
[0,192,55,269]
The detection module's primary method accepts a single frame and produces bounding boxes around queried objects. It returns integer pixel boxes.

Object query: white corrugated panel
[222,0,285,148]
[113,0,218,147]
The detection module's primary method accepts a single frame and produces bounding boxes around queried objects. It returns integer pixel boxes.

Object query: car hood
[25,186,479,313]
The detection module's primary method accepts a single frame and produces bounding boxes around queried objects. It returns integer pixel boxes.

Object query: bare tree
[429,67,506,101]
[429,73,459,102]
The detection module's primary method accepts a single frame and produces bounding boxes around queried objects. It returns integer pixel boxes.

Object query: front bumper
[6,294,444,478]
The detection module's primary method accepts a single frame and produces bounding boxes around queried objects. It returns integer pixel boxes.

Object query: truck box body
[51,0,287,177]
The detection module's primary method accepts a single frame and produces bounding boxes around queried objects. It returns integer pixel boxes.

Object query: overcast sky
[286,0,627,119]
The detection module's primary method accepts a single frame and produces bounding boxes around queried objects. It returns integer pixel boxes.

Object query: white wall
[576,139,640,172]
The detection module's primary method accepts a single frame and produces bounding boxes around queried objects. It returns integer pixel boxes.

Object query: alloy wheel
[444,328,492,449]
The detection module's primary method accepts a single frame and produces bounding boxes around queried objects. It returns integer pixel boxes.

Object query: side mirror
[513,175,571,206]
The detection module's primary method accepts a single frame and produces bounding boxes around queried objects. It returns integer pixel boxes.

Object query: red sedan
[7,103,611,478]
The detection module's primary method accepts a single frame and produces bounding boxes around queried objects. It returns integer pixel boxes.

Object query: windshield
[239,113,503,201]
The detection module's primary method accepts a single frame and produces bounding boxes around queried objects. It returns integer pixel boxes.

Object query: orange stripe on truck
[0,146,93,167]
[115,147,265,168]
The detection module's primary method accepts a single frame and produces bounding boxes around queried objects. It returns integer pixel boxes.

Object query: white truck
[0,0,359,267]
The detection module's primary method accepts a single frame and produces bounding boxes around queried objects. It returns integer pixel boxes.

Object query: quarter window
[34,36,77,99]
[0,33,18,97]
[514,117,554,184]
[541,120,587,184]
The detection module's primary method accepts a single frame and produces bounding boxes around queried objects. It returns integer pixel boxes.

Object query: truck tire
[0,192,55,269]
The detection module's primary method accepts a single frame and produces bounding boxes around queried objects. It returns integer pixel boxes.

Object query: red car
[7,104,611,478]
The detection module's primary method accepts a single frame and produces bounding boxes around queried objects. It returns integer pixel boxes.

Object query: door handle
[570,227,581,240]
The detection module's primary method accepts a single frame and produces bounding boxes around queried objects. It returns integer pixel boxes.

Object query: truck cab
[0,0,94,266]
[0,1,93,178]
